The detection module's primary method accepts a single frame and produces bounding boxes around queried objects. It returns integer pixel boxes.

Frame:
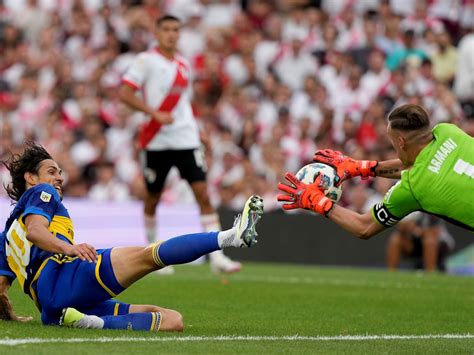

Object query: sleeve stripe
[0,270,16,279]
[22,208,52,223]
[122,78,140,90]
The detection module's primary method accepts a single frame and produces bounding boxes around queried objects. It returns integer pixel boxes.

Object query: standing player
[119,15,240,273]
[278,104,474,237]
[0,143,264,330]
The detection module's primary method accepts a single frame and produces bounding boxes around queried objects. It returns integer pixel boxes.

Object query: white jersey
[122,48,200,151]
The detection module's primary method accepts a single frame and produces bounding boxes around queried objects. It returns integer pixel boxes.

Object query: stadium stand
[1,0,473,216]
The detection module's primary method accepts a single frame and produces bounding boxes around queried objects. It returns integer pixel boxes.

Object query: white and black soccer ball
[295,163,343,203]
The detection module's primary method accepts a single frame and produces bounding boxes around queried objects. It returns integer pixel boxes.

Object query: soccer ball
[295,163,343,203]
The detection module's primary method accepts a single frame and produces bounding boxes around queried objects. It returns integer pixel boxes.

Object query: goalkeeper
[278,104,474,237]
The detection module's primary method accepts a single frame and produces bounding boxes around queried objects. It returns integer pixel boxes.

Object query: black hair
[387,104,430,131]
[2,142,52,202]
[156,14,181,26]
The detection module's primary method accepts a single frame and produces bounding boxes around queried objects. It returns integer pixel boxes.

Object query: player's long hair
[2,142,52,202]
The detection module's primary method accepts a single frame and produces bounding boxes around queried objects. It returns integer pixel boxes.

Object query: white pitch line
[180,274,461,291]
[0,334,473,346]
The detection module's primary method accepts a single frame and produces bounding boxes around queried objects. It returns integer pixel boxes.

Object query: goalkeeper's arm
[341,158,406,179]
[277,173,387,239]
[374,159,406,179]
[313,149,407,181]
[327,205,386,239]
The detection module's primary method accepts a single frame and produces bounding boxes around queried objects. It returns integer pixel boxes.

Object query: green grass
[1,263,473,354]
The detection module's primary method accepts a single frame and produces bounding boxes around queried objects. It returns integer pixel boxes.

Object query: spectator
[0,0,472,214]
[432,30,458,83]
[88,161,130,202]
[386,29,428,71]
[386,213,455,272]
[454,30,474,102]
[272,26,318,90]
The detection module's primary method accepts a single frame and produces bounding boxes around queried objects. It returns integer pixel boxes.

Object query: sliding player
[119,14,241,274]
[278,104,474,237]
[0,143,264,330]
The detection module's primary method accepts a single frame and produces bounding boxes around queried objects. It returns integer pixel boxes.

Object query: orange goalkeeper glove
[277,172,334,217]
[313,149,378,187]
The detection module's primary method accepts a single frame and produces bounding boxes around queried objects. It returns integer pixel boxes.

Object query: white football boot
[232,194,264,248]
[60,308,104,329]
[210,195,264,273]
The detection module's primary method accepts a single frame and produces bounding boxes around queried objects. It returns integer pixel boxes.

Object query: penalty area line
[0,334,473,346]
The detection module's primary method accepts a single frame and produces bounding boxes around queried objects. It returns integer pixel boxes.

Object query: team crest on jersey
[40,191,52,203]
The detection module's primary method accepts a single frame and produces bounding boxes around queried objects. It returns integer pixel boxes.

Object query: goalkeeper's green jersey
[372,123,474,231]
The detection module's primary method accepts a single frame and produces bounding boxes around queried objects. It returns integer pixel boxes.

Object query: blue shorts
[33,248,131,325]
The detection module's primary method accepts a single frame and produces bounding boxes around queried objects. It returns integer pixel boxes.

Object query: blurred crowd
[1,0,474,213]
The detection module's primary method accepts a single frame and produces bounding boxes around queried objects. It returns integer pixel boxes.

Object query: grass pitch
[0,263,473,354]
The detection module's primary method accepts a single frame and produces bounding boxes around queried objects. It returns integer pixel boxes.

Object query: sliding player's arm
[313,150,406,182]
[24,214,98,263]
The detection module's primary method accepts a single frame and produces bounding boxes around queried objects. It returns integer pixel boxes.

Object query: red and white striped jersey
[122,48,200,151]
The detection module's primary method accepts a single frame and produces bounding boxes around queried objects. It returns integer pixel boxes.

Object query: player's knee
[160,309,184,332]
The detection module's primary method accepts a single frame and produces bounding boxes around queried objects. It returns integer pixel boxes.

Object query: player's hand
[65,243,98,263]
[313,149,378,186]
[277,172,334,216]
[152,111,174,125]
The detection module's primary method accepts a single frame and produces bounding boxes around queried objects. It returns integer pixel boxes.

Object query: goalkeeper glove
[277,172,334,217]
[313,149,378,186]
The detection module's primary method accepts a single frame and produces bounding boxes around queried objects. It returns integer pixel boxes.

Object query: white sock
[74,315,104,329]
[202,213,230,260]
[144,214,156,243]
[217,228,237,248]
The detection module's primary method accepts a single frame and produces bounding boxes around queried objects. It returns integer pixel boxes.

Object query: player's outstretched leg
[110,195,264,288]
[153,194,264,266]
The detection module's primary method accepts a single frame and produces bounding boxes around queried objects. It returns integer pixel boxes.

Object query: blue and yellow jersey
[0,184,74,297]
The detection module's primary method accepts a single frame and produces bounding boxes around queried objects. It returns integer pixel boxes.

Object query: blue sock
[101,312,160,331]
[157,232,220,266]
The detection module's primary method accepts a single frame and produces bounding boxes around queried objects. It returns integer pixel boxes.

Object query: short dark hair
[2,142,52,202]
[387,104,430,131]
[157,14,180,26]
